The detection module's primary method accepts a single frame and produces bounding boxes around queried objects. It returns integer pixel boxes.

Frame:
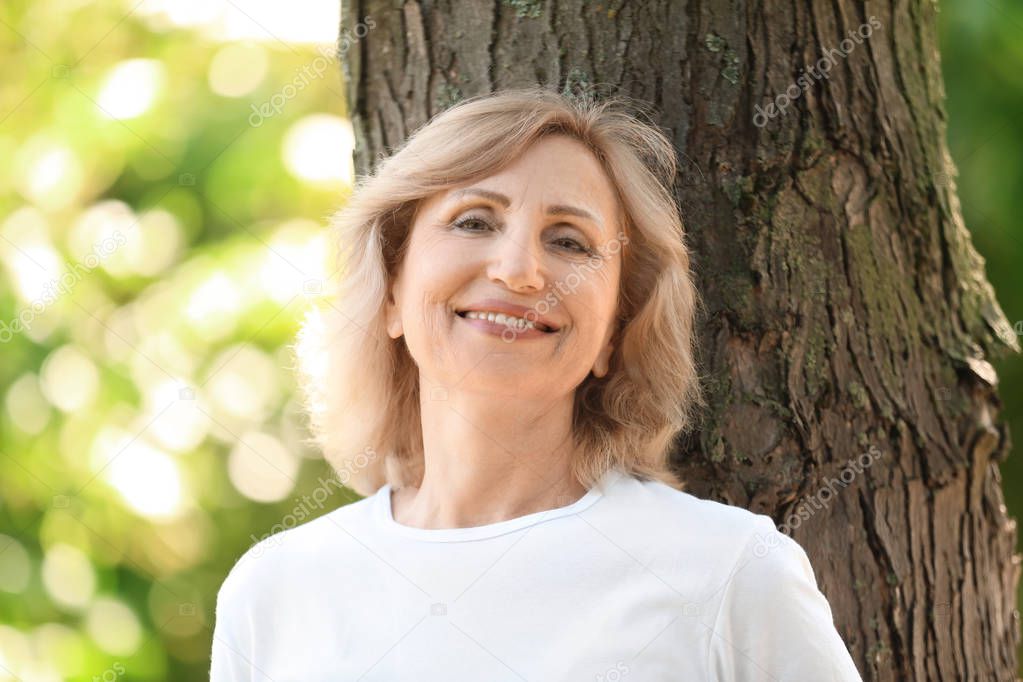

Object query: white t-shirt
[210,468,862,681]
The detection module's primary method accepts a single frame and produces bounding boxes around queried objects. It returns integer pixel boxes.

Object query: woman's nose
[485,226,545,292]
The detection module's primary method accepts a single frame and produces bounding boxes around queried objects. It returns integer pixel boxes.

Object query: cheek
[401,239,464,304]
[396,247,475,344]
[415,235,474,286]
[571,261,620,325]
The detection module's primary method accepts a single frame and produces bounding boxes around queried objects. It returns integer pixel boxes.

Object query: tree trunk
[339,0,1021,679]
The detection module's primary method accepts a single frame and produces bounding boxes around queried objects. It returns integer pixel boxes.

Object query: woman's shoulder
[602,471,777,545]
[602,474,839,646]
[609,474,858,672]
[588,471,794,590]
[218,489,382,595]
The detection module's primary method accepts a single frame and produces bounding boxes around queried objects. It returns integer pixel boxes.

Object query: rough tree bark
[339,0,1021,679]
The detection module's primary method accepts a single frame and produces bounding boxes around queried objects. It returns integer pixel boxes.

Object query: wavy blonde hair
[294,86,703,497]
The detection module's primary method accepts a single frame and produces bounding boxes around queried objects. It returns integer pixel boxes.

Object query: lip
[454,298,561,333]
[456,313,552,340]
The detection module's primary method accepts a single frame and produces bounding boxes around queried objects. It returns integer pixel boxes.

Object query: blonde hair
[294,86,703,497]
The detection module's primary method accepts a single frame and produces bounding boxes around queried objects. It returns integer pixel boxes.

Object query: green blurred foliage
[0,0,356,679]
[0,0,1019,679]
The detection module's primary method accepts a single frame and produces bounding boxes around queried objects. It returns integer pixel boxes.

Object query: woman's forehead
[423,140,622,231]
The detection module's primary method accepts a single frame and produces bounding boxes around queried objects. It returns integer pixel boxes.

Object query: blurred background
[0,0,1019,679]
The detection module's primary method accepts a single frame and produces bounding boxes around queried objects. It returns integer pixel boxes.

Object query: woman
[210,87,862,681]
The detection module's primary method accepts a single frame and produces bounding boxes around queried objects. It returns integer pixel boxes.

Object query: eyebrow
[450,187,604,228]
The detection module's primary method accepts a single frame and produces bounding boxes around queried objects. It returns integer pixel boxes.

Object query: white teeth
[463,310,537,330]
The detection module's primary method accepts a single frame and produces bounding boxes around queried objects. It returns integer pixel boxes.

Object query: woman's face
[384,134,624,400]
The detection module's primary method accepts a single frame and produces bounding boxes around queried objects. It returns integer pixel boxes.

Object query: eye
[451,215,494,233]
[551,237,592,254]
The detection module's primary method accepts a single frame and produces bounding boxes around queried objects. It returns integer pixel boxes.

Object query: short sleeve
[708,517,862,682]
[209,557,260,682]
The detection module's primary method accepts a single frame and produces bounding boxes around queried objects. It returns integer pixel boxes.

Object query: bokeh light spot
[39,345,100,414]
[84,597,142,656]
[282,114,354,185]
[208,42,268,97]
[41,544,95,610]
[96,59,164,120]
[227,431,298,503]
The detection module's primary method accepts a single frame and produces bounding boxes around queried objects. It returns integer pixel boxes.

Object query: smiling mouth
[455,309,558,333]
